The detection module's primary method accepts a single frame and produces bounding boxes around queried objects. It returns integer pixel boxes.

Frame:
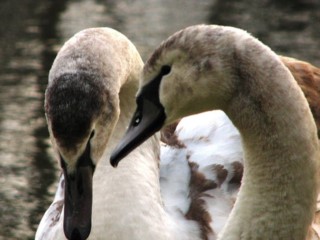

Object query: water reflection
[0,0,68,239]
[28,0,69,235]
[0,0,319,239]
[209,0,320,66]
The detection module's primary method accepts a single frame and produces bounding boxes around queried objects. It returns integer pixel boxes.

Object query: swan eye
[161,65,171,76]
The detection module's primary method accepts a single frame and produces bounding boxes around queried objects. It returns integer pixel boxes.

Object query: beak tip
[110,160,118,168]
[110,153,120,168]
[64,226,91,240]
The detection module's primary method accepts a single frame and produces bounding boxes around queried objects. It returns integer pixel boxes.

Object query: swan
[110,24,320,239]
[36,27,159,239]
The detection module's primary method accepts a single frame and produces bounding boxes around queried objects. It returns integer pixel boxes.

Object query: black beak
[61,143,95,240]
[110,97,166,167]
[110,65,171,167]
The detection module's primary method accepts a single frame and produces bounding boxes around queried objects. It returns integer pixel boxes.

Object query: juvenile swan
[36,27,156,239]
[111,25,320,239]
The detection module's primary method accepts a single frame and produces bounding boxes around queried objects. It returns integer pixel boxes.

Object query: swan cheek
[159,76,193,124]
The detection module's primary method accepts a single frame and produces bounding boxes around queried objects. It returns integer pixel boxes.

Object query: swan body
[111,25,320,239]
[160,110,243,237]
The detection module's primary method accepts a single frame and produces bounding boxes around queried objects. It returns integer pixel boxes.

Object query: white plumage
[160,110,243,236]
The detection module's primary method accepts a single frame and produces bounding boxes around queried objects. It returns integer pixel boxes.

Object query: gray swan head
[110,24,253,166]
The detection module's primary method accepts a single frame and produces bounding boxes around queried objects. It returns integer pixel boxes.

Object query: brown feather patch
[49,177,65,227]
[211,164,228,186]
[229,161,244,185]
[185,161,216,239]
[160,120,186,148]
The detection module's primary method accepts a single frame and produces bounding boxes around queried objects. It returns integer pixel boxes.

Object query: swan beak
[62,144,94,240]
[110,98,166,167]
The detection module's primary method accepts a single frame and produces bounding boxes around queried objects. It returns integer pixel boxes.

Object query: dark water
[0,0,319,239]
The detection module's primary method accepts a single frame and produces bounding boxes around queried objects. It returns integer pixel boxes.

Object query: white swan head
[45,28,142,239]
[111,24,247,166]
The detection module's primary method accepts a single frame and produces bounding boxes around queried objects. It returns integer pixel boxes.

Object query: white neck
[90,78,173,240]
[220,37,319,239]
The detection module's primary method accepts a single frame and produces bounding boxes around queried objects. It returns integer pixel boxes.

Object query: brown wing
[280,56,320,137]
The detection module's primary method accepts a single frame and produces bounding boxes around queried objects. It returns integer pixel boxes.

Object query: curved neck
[90,78,173,239]
[220,40,319,239]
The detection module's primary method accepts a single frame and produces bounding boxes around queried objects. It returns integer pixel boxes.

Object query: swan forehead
[143,24,248,79]
[45,71,114,168]
[140,25,249,122]
[46,74,104,133]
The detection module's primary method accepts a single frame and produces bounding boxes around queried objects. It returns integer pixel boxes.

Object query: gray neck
[221,38,318,239]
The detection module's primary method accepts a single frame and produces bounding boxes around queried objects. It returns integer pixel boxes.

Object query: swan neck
[91,73,173,239]
[220,40,319,239]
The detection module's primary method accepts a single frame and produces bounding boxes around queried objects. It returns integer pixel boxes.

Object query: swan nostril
[132,110,142,126]
[161,65,171,75]
[134,116,141,126]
